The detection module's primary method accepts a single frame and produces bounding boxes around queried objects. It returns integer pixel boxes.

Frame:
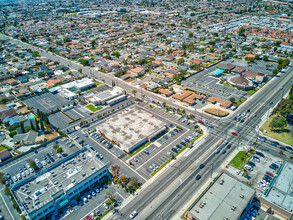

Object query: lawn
[86,104,103,112]
[246,88,259,96]
[0,146,7,151]
[260,114,293,145]
[229,150,255,170]
[235,98,246,106]
[204,108,229,117]
[129,142,150,157]
[220,81,234,89]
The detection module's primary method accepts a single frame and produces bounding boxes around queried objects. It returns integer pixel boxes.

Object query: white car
[103,202,108,210]
[235,170,240,175]
[29,168,34,173]
[25,170,30,175]
[35,158,40,163]
[130,211,138,219]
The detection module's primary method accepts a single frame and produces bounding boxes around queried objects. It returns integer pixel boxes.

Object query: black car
[199,164,205,169]
[171,148,178,153]
[234,117,237,121]
[255,152,265,157]
[286,146,293,151]
[195,175,201,180]
[247,161,255,167]
[280,146,286,151]
[6,173,11,179]
[227,144,231,149]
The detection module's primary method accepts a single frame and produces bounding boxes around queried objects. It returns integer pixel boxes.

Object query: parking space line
[0,193,15,220]
[80,192,123,220]
[72,109,84,117]
[135,128,190,171]
[88,136,147,182]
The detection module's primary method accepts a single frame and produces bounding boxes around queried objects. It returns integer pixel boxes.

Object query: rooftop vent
[231,206,237,211]
[240,194,244,199]
[220,180,224,185]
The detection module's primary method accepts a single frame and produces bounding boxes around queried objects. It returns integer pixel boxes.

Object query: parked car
[195,175,201,180]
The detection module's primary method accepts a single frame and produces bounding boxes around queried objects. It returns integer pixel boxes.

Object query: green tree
[79,59,89,66]
[111,51,121,58]
[57,147,63,154]
[29,161,36,169]
[40,119,45,131]
[269,116,287,131]
[35,119,40,131]
[0,172,5,184]
[230,97,236,103]
[20,122,25,133]
[272,69,279,75]
[132,90,137,98]
[53,144,59,150]
[188,32,193,38]
[91,39,95,48]
[105,190,116,204]
[63,37,71,43]
[4,186,11,196]
[32,51,39,57]
[80,120,87,126]
[177,58,185,66]
[0,98,8,104]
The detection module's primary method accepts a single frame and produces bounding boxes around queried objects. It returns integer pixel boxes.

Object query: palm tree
[105,191,116,204]
[132,90,137,98]
[279,150,285,157]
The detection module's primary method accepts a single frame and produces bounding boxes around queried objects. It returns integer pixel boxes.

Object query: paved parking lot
[68,184,128,220]
[181,58,278,102]
[0,139,80,186]
[23,92,74,113]
[226,150,282,193]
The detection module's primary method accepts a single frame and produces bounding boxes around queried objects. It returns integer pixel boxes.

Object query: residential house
[128,67,145,77]
[152,59,162,66]
[2,78,19,86]
[15,88,31,98]
[13,130,43,146]
[2,115,26,126]
[0,149,12,162]
[159,89,173,97]
[0,109,17,121]
[120,73,136,80]
[17,75,30,83]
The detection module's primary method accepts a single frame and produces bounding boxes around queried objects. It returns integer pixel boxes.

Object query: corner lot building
[12,148,108,220]
[97,107,166,153]
[186,173,255,220]
[260,162,293,219]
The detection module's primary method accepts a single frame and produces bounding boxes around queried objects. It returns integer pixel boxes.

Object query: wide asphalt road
[109,66,293,219]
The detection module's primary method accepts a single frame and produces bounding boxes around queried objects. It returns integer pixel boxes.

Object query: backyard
[260,114,293,145]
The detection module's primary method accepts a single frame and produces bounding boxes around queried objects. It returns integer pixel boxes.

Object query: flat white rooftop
[97,107,166,151]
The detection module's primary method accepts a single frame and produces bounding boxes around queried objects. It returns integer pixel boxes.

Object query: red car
[198,120,204,124]
[266,171,274,177]
[231,132,238,136]
[86,216,91,220]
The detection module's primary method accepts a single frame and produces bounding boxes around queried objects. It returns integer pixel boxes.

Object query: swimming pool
[28,114,35,120]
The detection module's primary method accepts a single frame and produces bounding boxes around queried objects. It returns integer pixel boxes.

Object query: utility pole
[211,163,214,179]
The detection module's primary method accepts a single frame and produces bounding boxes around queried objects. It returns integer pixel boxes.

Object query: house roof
[159,89,172,96]
[13,130,38,143]
[230,76,250,85]
[207,97,232,108]
[232,66,246,74]
[172,90,193,101]
[217,63,235,70]
[0,104,9,112]
[190,60,202,65]
[0,109,17,121]
[0,149,11,160]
